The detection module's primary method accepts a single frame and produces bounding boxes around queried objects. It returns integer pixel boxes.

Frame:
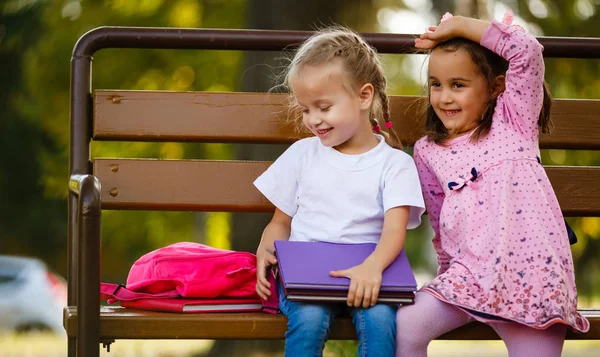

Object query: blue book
[274,240,417,304]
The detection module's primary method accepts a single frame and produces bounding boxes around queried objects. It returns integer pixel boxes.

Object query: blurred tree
[0,2,69,271]
[0,2,598,356]
[0,0,247,281]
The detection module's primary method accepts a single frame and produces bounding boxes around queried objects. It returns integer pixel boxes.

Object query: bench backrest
[68,28,600,310]
[92,90,600,216]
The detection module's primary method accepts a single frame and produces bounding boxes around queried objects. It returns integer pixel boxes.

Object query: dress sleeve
[480,20,545,138]
[253,141,304,217]
[413,143,450,274]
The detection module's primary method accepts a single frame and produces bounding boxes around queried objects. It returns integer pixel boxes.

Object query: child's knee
[361,304,397,326]
[352,304,397,340]
[286,304,332,336]
[396,305,413,327]
[396,305,423,343]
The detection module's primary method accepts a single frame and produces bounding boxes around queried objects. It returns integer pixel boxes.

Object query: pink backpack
[100,242,278,314]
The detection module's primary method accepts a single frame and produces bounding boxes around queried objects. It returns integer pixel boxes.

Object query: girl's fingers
[255,285,267,300]
[370,286,379,307]
[330,269,349,278]
[258,275,271,288]
[362,287,372,308]
[347,282,356,306]
[415,39,437,50]
[353,283,364,307]
[256,282,271,298]
[257,266,271,288]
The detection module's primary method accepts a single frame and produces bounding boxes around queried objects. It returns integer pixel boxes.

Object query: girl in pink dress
[395,12,590,357]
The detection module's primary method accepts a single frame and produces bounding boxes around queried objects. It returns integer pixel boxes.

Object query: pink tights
[396,292,567,357]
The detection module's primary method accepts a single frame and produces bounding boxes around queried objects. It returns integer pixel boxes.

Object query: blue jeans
[278,283,397,357]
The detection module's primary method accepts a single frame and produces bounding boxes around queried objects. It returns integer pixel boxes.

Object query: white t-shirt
[253,135,425,244]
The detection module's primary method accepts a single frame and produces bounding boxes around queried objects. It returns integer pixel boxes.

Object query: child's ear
[358,83,374,109]
[491,75,506,97]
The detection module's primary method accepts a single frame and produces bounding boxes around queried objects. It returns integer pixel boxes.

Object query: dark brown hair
[282,27,402,149]
[423,37,553,144]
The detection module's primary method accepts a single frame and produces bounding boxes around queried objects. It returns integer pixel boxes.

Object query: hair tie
[373,124,381,133]
[434,10,524,32]
[502,9,515,25]
[385,121,393,129]
[426,12,452,32]
[501,9,526,32]
[440,12,453,23]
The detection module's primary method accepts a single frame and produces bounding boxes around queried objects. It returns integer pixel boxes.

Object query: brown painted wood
[63,306,600,340]
[94,159,600,216]
[93,91,600,150]
[546,166,600,216]
[94,159,272,212]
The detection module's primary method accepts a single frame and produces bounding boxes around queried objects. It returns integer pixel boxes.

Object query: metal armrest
[69,174,102,357]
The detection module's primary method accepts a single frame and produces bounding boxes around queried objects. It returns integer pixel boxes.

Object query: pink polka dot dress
[414,21,590,333]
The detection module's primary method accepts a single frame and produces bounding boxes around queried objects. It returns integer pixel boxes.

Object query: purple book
[274,240,417,304]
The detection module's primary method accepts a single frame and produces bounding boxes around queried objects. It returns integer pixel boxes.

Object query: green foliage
[1,0,599,299]
[0,0,246,280]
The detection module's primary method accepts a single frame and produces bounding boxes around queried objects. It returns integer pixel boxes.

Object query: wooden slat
[64,306,600,340]
[94,90,600,150]
[546,166,600,216]
[94,159,272,212]
[94,159,600,216]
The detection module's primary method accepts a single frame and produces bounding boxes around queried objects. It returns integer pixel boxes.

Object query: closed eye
[320,106,331,112]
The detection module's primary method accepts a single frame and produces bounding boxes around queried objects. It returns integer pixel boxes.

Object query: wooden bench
[64,27,600,357]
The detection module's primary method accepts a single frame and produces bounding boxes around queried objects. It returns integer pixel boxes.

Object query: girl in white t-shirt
[253,27,425,357]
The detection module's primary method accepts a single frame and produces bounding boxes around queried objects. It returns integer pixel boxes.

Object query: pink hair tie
[427,12,452,33]
[440,12,453,23]
[385,121,393,129]
[373,124,381,133]
[502,9,526,32]
[502,9,515,25]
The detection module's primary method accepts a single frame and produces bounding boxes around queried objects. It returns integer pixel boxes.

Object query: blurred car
[0,255,67,334]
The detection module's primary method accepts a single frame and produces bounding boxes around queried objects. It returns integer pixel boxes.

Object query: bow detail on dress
[448,167,479,191]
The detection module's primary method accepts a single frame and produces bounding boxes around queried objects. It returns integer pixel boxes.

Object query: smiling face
[290,60,376,154]
[428,47,491,139]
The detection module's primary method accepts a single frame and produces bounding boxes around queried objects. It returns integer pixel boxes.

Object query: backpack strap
[100,282,179,303]
[261,268,280,314]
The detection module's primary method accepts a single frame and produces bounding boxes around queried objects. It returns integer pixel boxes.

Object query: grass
[0,332,213,357]
[2,332,599,357]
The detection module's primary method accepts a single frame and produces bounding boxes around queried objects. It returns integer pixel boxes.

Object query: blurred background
[0,0,598,356]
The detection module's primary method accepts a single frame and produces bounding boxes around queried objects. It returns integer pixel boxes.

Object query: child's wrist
[450,16,467,39]
[457,16,490,43]
[363,256,386,272]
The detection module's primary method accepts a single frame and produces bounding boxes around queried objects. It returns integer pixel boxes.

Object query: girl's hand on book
[256,245,277,300]
[330,261,382,308]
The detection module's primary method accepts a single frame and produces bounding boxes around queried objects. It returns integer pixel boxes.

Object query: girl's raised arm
[480,17,546,138]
